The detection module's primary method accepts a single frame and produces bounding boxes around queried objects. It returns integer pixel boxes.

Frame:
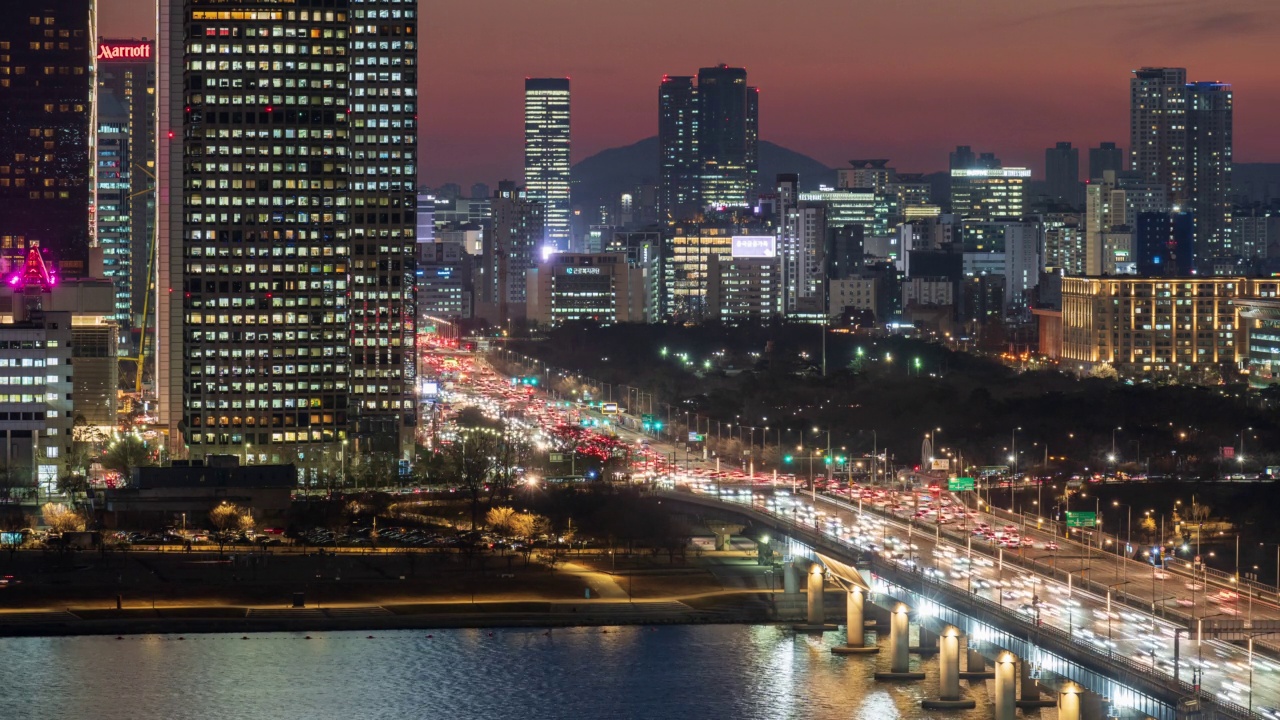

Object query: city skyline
[99,0,1280,187]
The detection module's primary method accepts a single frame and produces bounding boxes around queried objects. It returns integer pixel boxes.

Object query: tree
[1139,515,1158,541]
[42,502,85,534]
[208,502,254,556]
[485,506,516,532]
[443,431,497,531]
[490,424,532,501]
[355,451,398,491]
[55,472,89,502]
[0,463,25,503]
[102,435,153,481]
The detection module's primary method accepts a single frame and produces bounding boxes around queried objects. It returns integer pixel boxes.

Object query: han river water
[0,624,1014,720]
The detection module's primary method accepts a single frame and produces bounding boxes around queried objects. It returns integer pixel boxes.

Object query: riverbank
[0,589,787,638]
[0,547,795,637]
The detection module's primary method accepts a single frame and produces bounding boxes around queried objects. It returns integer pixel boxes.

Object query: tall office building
[0,2,95,276]
[1129,68,1234,268]
[697,65,751,209]
[1186,82,1233,260]
[96,38,157,341]
[524,78,570,251]
[479,181,542,325]
[1044,142,1081,207]
[157,0,418,471]
[1088,142,1124,180]
[950,167,1029,221]
[658,75,698,221]
[657,66,757,220]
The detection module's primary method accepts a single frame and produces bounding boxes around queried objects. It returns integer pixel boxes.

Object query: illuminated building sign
[564,266,601,275]
[731,235,777,258]
[97,42,152,62]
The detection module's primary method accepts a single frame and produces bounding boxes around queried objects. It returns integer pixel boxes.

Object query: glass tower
[524,78,570,251]
[158,0,417,475]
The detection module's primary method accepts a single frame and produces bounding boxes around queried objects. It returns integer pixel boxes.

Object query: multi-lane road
[428,344,1279,717]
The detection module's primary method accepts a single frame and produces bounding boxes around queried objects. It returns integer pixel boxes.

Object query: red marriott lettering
[97,43,152,61]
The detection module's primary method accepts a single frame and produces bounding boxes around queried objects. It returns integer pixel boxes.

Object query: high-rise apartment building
[1088,142,1124,180]
[1044,142,1081,208]
[96,38,157,340]
[0,2,95,276]
[1130,68,1234,268]
[1187,82,1233,260]
[157,0,418,472]
[524,78,570,251]
[657,66,757,221]
[1130,67,1188,199]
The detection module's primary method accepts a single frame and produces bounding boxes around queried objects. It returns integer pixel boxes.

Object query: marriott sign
[97,42,152,62]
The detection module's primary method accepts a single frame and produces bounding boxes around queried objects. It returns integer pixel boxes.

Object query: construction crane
[118,162,156,395]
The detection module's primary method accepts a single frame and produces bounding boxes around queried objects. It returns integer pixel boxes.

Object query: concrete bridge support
[961,646,993,680]
[1015,659,1055,710]
[706,522,744,551]
[993,651,1018,720]
[1057,682,1082,720]
[831,587,878,655]
[793,562,837,632]
[783,559,799,595]
[922,625,976,709]
[911,625,939,655]
[874,602,924,680]
[1079,688,1105,720]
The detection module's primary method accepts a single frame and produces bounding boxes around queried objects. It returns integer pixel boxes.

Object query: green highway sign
[1065,511,1097,528]
[549,453,565,464]
[948,477,976,491]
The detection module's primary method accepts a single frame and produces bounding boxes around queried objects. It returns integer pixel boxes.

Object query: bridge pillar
[961,646,993,680]
[912,625,938,655]
[874,602,924,680]
[705,522,744,551]
[993,651,1017,720]
[1079,688,1105,720]
[1015,659,1055,709]
[922,625,975,709]
[1057,682,1082,720]
[783,559,800,595]
[832,586,878,655]
[793,562,836,632]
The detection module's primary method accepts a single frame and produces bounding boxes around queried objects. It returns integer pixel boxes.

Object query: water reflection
[0,625,999,720]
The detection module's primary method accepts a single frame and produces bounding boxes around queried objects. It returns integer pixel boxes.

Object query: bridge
[659,487,1268,720]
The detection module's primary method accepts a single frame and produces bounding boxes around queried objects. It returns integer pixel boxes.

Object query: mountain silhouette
[571,136,836,211]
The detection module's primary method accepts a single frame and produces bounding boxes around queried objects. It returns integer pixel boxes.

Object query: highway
[427,344,1279,718]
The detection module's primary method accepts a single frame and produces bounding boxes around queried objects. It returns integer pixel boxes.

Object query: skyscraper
[1187,82,1233,260]
[1044,142,1081,207]
[524,78,570,251]
[157,0,418,471]
[96,38,157,344]
[1129,67,1188,201]
[658,75,699,221]
[1088,142,1124,180]
[1129,68,1234,268]
[657,66,757,221]
[0,2,94,275]
[697,65,750,209]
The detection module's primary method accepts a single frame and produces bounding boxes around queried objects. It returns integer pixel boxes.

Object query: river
[0,624,1008,720]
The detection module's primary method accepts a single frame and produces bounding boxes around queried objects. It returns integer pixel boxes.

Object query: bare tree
[442,431,497,531]
[208,502,254,557]
[42,502,85,534]
[490,423,533,502]
[485,506,516,531]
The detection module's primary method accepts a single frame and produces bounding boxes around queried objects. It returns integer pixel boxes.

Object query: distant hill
[571,136,835,212]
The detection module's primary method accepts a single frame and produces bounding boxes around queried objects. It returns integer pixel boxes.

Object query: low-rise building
[102,456,296,530]
[526,253,655,326]
[1060,276,1279,380]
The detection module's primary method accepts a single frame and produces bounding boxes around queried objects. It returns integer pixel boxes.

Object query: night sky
[100,0,1280,187]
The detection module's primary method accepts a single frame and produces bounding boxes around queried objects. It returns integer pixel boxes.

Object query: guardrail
[661,488,1257,720]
